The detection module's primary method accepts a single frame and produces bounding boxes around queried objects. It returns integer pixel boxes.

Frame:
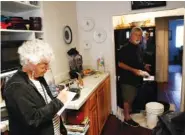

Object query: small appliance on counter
[67,48,83,79]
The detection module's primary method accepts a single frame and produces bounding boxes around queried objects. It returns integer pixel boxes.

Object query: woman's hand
[57,89,68,104]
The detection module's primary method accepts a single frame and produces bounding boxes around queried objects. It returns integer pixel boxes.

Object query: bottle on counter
[97,52,105,73]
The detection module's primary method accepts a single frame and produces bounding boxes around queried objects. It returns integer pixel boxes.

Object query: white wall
[76,1,185,114]
[42,1,78,84]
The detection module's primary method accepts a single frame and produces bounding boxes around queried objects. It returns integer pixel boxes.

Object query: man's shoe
[123,119,140,127]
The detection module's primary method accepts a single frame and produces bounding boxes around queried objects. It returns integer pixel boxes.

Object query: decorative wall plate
[83,40,92,50]
[63,26,72,44]
[81,18,95,31]
[93,29,107,43]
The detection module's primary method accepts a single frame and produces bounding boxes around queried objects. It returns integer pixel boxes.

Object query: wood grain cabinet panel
[82,76,111,135]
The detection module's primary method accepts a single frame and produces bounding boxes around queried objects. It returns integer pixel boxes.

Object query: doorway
[113,8,185,115]
[155,16,184,111]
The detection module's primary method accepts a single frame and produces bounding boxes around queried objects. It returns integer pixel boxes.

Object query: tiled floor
[158,64,182,111]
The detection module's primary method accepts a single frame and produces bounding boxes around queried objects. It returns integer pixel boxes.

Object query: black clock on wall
[63,26,72,44]
[131,1,166,10]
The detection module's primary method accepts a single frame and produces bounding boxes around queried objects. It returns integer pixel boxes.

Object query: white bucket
[146,102,164,129]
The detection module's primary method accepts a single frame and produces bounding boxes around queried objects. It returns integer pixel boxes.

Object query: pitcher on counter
[118,27,150,127]
[4,39,68,135]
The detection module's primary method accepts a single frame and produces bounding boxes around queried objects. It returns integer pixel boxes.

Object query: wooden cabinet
[88,92,99,135]
[105,77,111,119]
[82,76,111,135]
[89,92,97,110]
[89,105,99,135]
[97,84,106,132]
[97,76,111,134]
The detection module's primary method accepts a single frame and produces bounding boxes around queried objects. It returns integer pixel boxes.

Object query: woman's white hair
[18,39,54,66]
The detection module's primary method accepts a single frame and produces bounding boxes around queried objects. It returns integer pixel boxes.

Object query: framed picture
[131,1,166,10]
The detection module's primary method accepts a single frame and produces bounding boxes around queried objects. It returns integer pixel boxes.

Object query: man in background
[118,27,149,127]
[142,31,155,75]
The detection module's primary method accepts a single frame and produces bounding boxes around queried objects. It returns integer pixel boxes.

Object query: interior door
[180,11,185,112]
[155,17,169,82]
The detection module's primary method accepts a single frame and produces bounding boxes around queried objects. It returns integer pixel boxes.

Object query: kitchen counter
[67,72,109,110]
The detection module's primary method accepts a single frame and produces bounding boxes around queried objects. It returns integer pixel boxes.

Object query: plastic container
[146,102,164,129]
[97,52,105,72]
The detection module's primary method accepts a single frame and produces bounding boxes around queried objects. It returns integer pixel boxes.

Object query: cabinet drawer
[89,92,97,110]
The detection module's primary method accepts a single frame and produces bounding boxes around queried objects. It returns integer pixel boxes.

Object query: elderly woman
[4,39,68,135]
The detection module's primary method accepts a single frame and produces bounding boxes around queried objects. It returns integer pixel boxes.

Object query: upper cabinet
[1,1,43,40]
[1,1,40,13]
[0,1,44,76]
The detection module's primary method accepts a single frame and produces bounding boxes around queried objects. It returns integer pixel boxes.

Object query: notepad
[57,90,76,116]
[143,76,155,81]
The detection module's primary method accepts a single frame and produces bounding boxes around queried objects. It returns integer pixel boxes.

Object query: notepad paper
[57,90,76,116]
[143,76,155,81]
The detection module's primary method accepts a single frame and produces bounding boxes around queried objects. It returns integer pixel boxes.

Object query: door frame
[112,8,185,112]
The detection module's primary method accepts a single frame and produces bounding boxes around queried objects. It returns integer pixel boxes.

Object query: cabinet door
[105,77,111,118]
[89,106,99,135]
[89,92,97,110]
[97,85,106,132]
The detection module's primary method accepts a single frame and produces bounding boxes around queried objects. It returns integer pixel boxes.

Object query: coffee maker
[67,48,83,79]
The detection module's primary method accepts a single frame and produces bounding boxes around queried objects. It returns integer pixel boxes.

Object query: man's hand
[118,62,150,77]
[133,69,150,77]
[139,70,150,78]
[144,64,151,72]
